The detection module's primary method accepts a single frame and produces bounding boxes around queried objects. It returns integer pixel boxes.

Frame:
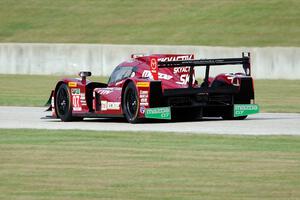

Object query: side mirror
[79,71,92,77]
[78,71,92,84]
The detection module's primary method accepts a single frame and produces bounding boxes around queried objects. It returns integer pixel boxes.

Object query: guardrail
[0,43,299,79]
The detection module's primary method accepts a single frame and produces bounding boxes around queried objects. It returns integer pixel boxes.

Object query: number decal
[72,95,82,111]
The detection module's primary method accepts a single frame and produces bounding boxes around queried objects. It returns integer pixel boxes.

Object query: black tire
[221,106,248,120]
[222,113,247,120]
[55,84,83,122]
[123,82,140,123]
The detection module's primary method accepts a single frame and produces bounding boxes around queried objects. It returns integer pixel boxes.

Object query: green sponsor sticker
[234,104,259,117]
[145,107,171,120]
[71,88,80,95]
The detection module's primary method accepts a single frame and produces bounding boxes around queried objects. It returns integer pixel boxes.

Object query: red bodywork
[48,53,255,121]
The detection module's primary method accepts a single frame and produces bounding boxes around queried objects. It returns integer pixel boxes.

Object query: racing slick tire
[221,102,248,120]
[212,81,248,120]
[55,83,83,122]
[123,82,140,123]
[221,112,247,120]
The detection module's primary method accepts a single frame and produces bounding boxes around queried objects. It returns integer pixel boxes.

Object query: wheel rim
[57,87,69,116]
[125,88,138,119]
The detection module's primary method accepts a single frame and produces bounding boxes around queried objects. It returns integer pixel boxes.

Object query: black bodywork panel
[149,76,254,118]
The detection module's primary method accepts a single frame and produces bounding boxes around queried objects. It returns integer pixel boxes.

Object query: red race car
[46,53,259,123]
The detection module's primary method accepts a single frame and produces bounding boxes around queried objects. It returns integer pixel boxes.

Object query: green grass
[0,74,107,107]
[255,80,300,113]
[1,74,300,113]
[0,129,300,200]
[0,0,299,46]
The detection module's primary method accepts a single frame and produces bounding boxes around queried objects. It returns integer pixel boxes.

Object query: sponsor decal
[71,88,80,95]
[140,106,145,114]
[145,107,171,120]
[80,93,86,106]
[101,100,120,111]
[68,82,77,87]
[139,90,149,106]
[71,89,82,111]
[136,82,150,88]
[107,102,121,110]
[226,76,240,86]
[130,72,136,77]
[98,89,113,95]
[173,67,190,74]
[158,55,193,62]
[72,94,82,111]
[176,74,195,85]
[139,94,148,98]
[142,70,152,79]
[149,57,158,80]
[140,98,148,103]
[97,88,121,95]
[139,89,149,106]
[101,100,108,111]
[234,104,259,117]
[142,70,173,80]
[140,90,148,95]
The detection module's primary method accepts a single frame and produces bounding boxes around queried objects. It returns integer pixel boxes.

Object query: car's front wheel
[123,82,140,123]
[55,83,82,122]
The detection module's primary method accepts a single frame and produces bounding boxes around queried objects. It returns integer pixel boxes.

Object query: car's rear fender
[122,78,162,118]
[211,73,255,103]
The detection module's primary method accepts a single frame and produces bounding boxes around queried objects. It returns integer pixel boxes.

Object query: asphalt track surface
[0,106,299,135]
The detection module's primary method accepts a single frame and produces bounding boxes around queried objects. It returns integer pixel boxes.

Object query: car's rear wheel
[221,100,249,120]
[222,111,247,120]
[123,82,140,123]
[55,83,82,121]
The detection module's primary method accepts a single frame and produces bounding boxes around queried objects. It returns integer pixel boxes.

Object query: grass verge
[255,79,300,113]
[0,74,107,107]
[0,0,299,46]
[1,74,299,113]
[0,129,300,200]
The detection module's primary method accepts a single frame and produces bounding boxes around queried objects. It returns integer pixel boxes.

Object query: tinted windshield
[108,66,133,84]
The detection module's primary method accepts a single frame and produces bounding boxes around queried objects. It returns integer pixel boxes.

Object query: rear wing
[156,52,251,87]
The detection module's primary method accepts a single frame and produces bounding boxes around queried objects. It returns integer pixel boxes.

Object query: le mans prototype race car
[46,53,259,123]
